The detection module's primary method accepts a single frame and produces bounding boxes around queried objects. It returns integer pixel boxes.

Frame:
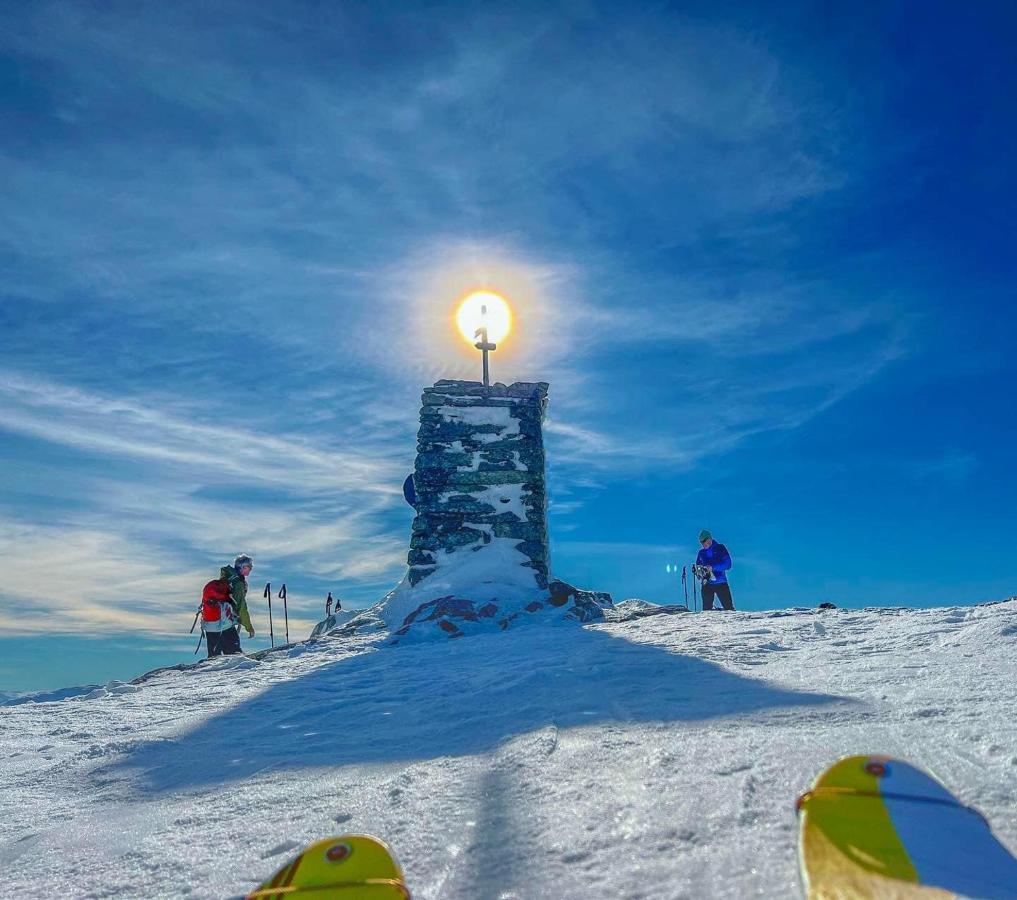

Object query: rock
[515,540,548,562]
[548,580,615,622]
[407,566,435,586]
[414,494,498,515]
[605,599,688,622]
[492,520,543,541]
[415,451,473,470]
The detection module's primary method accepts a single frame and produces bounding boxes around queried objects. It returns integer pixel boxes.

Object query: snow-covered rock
[308,606,371,639]
[608,598,691,620]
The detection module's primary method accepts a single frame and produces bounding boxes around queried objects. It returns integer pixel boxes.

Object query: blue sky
[2,1,1015,691]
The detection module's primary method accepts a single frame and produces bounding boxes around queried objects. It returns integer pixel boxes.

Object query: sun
[456,290,512,345]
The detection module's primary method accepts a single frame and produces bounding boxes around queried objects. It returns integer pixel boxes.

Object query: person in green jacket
[206,554,256,656]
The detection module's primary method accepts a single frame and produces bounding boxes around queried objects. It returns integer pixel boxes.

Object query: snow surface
[2,601,1016,898]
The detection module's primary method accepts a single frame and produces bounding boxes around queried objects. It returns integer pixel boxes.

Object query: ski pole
[280,583,289,645]
[190,600,204,654]
[264,582,275,647]
[681,566,688,609]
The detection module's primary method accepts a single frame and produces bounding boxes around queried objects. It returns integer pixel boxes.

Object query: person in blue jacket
[696,530,735,610]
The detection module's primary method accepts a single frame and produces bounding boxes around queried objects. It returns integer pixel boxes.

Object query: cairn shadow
[116,621,844,794]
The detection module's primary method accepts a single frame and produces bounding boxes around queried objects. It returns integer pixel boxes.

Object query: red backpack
[201,579,234,623]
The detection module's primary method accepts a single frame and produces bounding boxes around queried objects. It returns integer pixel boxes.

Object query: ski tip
[247,834,410,898]
[798,755,1017,899]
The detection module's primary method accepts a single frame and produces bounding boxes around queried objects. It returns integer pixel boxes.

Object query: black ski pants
[206,627,242,657]
[702,583,735,611]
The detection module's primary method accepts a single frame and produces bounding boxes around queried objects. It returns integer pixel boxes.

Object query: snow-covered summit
[2,600,1015,898]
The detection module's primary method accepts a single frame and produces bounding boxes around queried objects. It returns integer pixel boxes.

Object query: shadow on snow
[116,622,845,794]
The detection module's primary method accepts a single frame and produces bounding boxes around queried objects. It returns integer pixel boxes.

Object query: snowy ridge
[1,601,1015,898]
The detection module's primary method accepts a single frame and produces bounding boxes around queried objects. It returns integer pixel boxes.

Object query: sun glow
[456,291,512,345]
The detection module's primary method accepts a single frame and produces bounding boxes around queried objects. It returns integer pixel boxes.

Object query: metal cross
[474,304,497,387]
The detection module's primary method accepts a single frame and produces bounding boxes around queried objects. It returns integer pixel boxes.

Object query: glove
[247,626,255,638]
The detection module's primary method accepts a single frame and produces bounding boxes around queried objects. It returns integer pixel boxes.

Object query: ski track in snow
[1,602,1016,898]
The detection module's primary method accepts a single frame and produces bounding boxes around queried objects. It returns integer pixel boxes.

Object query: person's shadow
[117,620,844,794]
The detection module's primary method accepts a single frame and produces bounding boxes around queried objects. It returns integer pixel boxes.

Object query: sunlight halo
[456,290,512,345]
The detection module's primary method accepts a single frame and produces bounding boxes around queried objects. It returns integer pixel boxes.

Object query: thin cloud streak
[0,510,401,637]
[0,373,415,635]
[543,310,908,474]
[0,372,404,495]
[0,519,203,636]
[0,4,846,323]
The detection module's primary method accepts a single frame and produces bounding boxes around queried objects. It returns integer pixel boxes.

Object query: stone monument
[309,302,616,642]
[376,378,613,640]
[407,379,550,589]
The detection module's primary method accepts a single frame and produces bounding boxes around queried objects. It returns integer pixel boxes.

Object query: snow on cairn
[313,380,613,642]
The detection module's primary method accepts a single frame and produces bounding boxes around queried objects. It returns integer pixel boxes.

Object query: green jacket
[220,565,253,632]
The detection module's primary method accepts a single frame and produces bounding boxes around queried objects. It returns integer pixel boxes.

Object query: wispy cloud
[540,291,911,474]
[0,372,403,494]
[0,4,846,317]
[0,514,325,638]
[0,519,200,636]
[0,495,407,637]
[0,372,413,634]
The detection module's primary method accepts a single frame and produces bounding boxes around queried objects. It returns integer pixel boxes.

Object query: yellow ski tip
[798,755,1017,899]
[247,835,410,899]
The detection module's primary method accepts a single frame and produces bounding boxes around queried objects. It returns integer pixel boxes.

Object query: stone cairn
[386,379,612,639]
[312,379,614,642]
[407,379,551,589]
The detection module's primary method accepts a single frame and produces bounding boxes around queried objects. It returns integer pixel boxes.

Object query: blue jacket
[696,541,732,584]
